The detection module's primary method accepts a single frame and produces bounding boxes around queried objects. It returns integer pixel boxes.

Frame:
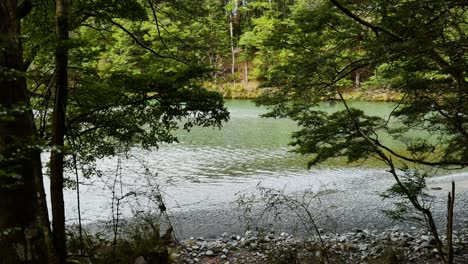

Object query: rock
[370,245,383,255]
[228,241,238,248]
[358,244,369,251]
[176,227,468,264]
[134,256,147,264]
[202,241,210,249]
[338,235,347,243]
[420,242,432,249]
[355,232,366,239]
[421,235,431,241]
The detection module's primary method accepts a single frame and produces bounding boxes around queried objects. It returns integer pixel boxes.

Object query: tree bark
[244,61,249,83]
[354,70,360,89]
[50,0,69,262]
[447,181,455,264]
[0,1,57,263]
[228,0,236,82]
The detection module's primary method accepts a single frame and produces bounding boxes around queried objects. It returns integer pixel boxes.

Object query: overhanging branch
[107,18,187,64]
[329,0,403,41]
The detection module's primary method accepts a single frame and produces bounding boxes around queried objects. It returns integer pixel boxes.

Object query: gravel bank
[167,172,468,240]
[170,228,468,264]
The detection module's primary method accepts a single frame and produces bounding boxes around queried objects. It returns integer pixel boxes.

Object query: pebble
[174,229,468,263]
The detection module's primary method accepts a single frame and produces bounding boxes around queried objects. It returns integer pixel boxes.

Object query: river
[51,100,468,237]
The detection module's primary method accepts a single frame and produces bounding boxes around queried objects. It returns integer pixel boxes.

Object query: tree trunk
[228,0,236,83]
[355,70,361,89]
[244,61,248,83]
[50,0,69,262]
[229,12,236,82]
[0,1,57,263]
[447,181,455,264]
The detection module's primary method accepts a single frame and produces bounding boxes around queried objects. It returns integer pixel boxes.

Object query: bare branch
[329,0,404,41]
[147,0,172,53]
[108,18,187,64]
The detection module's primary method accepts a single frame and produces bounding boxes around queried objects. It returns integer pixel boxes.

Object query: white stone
[134,256,147,264]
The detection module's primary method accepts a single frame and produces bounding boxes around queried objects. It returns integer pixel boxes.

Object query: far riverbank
[205,81,403,101]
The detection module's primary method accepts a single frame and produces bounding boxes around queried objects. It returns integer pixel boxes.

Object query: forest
[1,0,467,263]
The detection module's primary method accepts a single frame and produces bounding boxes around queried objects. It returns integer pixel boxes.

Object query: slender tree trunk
[0,1,57,263]
[244,61,248,83]
[229,11,236,83]
[50,0,69,262]
[355,70,361,89]
[447,181,455,264]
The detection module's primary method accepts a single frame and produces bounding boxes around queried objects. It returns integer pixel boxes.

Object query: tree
[257,0,467,263]
[1,0,230,261]
[0,1,57,263]
[50,0,69,262]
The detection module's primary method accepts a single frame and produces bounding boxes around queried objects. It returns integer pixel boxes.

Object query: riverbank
[67,170,468,263]
[164,171,468,240]
[161,172,468,263]
[173,228,468,263]
[64,167,468,239]
[205,82,403,101]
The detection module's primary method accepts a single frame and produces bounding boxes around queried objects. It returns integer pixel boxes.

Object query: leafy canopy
[257,0,468,168]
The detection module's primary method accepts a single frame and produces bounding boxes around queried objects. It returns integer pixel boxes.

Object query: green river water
[175,99,397,171]
[62,99,465,222]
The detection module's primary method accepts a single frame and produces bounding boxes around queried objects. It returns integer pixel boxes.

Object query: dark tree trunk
[50,0,69,262]
[0,1,57,263]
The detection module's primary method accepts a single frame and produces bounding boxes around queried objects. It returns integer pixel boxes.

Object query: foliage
[22,0,231,179]
[380,168,432,222]
[67,221,174,264]
[257,0,468,169]
[254,1,466,262]
[291,108,385,167]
